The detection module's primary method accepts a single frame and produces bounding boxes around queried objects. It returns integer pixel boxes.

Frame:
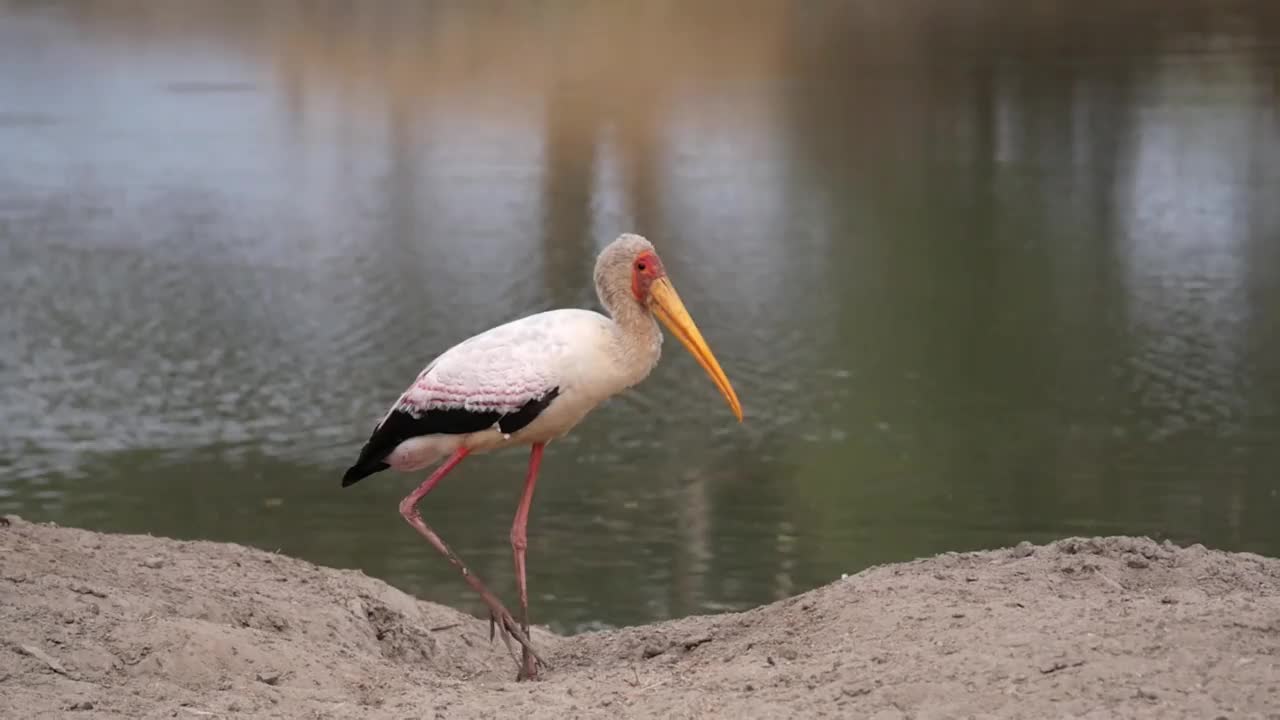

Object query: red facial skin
[630,250,666,303]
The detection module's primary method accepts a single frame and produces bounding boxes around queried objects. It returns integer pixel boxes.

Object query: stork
[342,233,743,680]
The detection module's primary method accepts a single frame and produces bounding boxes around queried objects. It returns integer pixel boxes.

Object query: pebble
[1127,556,1151,569]
[843,685,871,698]
[70,583,106,598]
[67,701,94,711]
[141,557,166,569]
[347,598,366,619]
[1011,541,1035,559]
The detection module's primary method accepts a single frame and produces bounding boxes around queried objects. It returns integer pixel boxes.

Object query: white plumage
[380,308,659,472]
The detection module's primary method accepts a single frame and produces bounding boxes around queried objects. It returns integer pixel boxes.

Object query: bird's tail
[342,441,390,487]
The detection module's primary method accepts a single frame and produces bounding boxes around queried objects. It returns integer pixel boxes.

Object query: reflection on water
[1,1,1278,632]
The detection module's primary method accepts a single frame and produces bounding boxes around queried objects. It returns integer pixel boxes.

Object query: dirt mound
[2,516,1277,718]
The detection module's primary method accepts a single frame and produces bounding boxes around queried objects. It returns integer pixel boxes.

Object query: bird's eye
[636,261,647,272]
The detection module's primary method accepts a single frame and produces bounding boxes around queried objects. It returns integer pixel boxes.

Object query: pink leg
[398,448,544,672]
[510,442,544,680]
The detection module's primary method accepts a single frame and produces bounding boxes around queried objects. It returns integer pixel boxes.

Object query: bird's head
[596,233,744,422]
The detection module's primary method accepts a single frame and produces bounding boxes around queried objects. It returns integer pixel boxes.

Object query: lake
[1,0,1278,634]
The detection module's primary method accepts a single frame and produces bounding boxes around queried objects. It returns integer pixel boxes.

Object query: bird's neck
[604,293,663,383]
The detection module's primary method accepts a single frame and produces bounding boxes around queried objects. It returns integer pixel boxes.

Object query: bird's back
[415,308,613,404]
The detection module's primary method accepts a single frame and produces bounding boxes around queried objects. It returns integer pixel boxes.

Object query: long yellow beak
[648,276,744,422]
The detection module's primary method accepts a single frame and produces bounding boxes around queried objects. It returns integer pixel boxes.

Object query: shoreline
[2,515,1277,718]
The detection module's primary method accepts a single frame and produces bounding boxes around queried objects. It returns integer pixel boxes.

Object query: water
[1,0,1278,634]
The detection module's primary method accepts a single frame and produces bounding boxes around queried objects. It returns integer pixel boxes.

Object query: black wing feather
[342,387,560,487]
[498,387,560,435]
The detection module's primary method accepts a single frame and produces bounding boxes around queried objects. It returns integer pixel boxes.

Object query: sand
[1,515,1277,719]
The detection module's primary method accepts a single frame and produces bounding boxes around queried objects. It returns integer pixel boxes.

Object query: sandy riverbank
[1,515,1277,719]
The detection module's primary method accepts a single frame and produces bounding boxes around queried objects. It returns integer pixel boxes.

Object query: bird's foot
[487,609,546,678]
[516,647,539,681]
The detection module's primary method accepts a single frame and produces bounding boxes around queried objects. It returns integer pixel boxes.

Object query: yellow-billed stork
[342,233,743,680]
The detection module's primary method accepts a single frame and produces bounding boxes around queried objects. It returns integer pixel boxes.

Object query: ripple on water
[2,0,1280,630]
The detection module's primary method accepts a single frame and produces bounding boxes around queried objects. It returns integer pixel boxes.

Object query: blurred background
[1,0,1278,634]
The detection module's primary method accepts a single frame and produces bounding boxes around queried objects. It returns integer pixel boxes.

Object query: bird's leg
[509,442,544,681]
[398,448,545,673]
